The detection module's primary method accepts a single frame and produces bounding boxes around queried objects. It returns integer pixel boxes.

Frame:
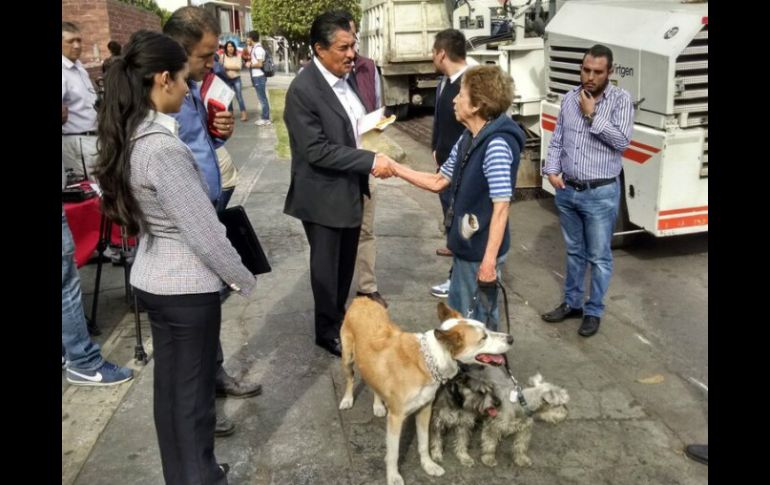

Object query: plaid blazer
[128,121,256,296]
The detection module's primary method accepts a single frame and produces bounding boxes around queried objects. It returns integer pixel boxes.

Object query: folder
[218,206,271,275]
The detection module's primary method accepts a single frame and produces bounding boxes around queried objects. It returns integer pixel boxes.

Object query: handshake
[371,153,400,179]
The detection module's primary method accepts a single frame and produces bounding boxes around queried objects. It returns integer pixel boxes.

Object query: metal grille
[546,45,583,95]
[675,25,708,177]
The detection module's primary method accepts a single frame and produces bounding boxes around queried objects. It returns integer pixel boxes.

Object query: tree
[251,0,362,68]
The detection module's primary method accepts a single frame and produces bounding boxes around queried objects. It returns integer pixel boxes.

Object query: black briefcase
[218,206,271,275]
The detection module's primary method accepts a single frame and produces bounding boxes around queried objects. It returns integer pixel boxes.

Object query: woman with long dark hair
[221,40,248,122]
[94,30,255,485]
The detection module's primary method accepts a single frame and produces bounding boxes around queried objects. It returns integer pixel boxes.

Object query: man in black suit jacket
[284,11,395,357]
[429,29,473,295]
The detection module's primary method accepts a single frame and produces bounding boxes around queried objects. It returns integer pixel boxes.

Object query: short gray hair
[62,21,79,35]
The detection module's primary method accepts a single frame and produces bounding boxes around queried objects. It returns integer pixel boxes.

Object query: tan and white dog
[338,298,514,485]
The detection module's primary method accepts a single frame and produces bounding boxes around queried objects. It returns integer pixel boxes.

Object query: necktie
[438,76,448,97]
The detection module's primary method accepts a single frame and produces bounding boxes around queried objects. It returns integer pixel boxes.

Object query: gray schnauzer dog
[429,364,501,466]
[480,371,569,467]
[430,366,569,468]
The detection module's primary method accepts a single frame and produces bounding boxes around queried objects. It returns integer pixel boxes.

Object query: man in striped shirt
[541,44,634,337]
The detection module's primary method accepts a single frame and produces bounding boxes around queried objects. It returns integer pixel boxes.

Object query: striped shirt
[543,84,634,180]
[440,137,514,201]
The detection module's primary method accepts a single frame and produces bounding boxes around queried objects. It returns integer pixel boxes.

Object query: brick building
[62,0,162,80]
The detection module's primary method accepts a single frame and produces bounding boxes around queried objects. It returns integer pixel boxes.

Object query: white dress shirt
[144,111,180,137]
[313,57,367,149]
[62,55,98,134]
[439,61,476,96]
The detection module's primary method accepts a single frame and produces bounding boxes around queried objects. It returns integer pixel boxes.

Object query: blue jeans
[225,76,246,112]
[62,212,103,370]
[554,181,620,318]
[448,254,507,331]
[251,75,270,120]
[216,187,234,212]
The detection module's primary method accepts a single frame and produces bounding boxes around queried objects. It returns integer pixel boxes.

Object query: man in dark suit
[430,29,475,297]
[283,11,395,357]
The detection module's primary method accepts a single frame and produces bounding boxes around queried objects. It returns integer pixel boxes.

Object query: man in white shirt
[282,11,395,357]
[246,31,271,125]
[61,22,99,180]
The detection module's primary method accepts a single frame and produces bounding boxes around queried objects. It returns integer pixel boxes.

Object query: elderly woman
[392,65,524,330]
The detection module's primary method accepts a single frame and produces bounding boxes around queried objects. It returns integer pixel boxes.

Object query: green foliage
[117,0,172,26]
[251,0,362,44]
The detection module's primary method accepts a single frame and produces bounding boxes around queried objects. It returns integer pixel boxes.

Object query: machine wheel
[393,103,409,120]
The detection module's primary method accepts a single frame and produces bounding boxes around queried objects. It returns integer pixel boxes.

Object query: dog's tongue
[486,407,498,417]
[476,354,505,365]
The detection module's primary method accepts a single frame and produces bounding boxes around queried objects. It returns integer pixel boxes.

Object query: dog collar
[510,387,535,417]
[420,333,450,384]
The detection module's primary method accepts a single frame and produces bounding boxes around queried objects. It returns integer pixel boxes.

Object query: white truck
[539,0,708,239]
[359,0,452,119]
[360,0,550,186]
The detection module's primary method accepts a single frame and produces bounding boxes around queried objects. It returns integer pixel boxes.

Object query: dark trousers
[135,289,227,485]
[302,221,361,342]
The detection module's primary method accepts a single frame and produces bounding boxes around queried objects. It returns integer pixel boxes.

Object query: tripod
[90,214,148,364]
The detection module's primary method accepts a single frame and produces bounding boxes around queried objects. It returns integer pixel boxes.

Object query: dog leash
[468,279,533,416]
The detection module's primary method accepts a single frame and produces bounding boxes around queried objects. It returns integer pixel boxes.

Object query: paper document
[202,74,235,110]
[357,107,396,135]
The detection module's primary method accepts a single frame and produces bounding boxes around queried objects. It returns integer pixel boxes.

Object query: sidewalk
[64,73,708,485]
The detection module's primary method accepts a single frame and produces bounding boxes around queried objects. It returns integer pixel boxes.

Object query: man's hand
[579,89,596,117]
[547,173,565,190]
[477,258,497,283]
[62,103,68,125]
[213,111,235,139]
[372,153,396,179]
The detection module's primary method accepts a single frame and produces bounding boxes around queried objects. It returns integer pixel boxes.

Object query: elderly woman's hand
[477,258,497,283]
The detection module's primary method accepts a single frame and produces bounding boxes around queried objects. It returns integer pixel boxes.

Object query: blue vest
[446,114,525,262]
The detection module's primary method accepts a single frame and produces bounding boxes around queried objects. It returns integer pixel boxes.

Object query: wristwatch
[583,112,595,124]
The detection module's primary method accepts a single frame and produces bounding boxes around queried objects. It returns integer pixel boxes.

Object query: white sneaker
[430,279,451,298]
[254,119,265,126]
[262,119,273,126]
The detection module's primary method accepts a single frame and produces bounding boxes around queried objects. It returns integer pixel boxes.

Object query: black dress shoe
[684,444,708,465]
[541,302,583,323]
[215,413,235,437]
[356,291,388,308]
[215,371,263,399]
[578,315,601,337]
[315,337,342,357]
[219,463,230,475]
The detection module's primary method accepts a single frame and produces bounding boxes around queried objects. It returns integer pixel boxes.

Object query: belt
[62,131,97,136]
[564,177,616,191]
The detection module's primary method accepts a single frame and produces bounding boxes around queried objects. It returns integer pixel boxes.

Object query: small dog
[429,364,501,467]
[480,371,570,467]
[430,366,569,468]
[338,298,513,485]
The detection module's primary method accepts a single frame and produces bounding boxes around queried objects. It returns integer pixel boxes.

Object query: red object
[200,72,227,138]
[64,197,102,268]
[702,16,708,25]
[63,185,136,268]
